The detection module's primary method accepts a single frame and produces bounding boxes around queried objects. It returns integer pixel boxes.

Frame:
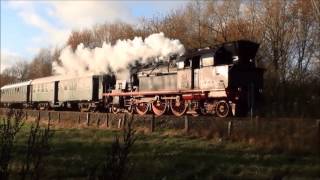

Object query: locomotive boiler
[104,40,264,117]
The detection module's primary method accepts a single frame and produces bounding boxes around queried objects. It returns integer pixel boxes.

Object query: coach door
[191,57,200,89]
[92,77,99,101]
[27,85,31,103]
[54,81,59,104]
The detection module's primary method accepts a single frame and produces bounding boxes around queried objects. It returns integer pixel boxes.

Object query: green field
[6,123,320,179]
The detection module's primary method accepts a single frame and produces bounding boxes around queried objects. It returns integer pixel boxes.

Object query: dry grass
[1,109,318,154]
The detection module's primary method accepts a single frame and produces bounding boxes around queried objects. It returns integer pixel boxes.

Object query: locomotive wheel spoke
[152,100,167,116]
[170,99,187,117]
[200,107,208,115]
[111,105,120,114]
[127,105,135,114]
[136,102,149,116]
[215,100,230,118]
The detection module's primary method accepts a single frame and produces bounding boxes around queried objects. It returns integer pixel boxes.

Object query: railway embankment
[1,108,319,154]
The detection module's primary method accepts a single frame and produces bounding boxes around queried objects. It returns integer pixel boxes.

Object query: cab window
[177,61,184,69]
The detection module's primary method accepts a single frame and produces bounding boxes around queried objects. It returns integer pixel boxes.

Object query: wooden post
[228,121,233,137]
[106,113,109,128]
[184,115,189,133]
[150,114,155,132]
[122,114,127,129]
[255,116,260,137]
[97,115,101,127]
[25,111,28,121]
[118,118,122,129]
[86,113,90,126]
[317,120,320,153]
[58,112,61,123]
[38,111,41,121]
[78,113,81,124]
[48,112,51,123]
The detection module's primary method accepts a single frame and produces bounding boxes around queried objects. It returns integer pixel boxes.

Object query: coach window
[201,54,214,67]
[177,61,184,69]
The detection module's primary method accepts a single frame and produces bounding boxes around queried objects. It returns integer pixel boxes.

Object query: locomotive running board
[103,89,207,97]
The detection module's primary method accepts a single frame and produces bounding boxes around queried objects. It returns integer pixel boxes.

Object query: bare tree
[27,49,53,79]
[89,115,136,180]
[285,0,318,83]
[0,110,24,180]
[20,117,54,180]
[67,30,94,51]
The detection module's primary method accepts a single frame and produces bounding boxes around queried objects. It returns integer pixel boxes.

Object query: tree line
[1,0,319,117]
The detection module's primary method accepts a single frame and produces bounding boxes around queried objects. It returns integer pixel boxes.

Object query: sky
[0,0,187,71]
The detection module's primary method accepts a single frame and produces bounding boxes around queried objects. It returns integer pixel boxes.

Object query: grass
[8,124,320,179]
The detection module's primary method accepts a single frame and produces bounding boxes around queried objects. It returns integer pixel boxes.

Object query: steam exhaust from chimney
[53,32,185,79]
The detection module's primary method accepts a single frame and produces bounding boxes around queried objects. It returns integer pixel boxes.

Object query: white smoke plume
[53,32,185,79]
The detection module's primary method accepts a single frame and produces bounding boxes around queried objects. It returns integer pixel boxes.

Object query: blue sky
[1,0,187,71]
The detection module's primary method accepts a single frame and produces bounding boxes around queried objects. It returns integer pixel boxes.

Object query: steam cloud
[53,32,185,79]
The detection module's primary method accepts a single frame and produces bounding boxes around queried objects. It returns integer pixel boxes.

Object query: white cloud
[8,1,70,47]
[8,1,134,49]
[49,1,133,29]
[6,1,187,58]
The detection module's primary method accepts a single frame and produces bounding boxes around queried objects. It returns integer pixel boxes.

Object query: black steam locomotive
[105,40,264,117]
[1,40,264,118]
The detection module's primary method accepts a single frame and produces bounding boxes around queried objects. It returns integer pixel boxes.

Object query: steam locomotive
[0,40,264,117]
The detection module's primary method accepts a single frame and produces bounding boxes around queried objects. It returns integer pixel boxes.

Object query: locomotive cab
[177,49,229,94]
[177,40,264,116]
